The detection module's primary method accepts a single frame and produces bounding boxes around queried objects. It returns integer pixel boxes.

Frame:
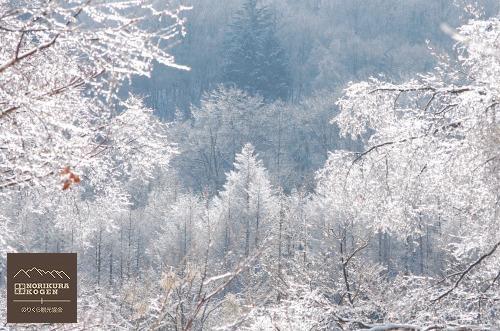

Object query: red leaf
[62,180,71,190]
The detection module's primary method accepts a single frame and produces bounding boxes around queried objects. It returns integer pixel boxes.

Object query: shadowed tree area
[222,0,291,101]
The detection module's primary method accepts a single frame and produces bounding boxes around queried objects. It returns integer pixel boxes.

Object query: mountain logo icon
[13,267,71,280]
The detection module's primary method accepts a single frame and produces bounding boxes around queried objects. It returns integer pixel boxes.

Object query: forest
[0,0,499,330]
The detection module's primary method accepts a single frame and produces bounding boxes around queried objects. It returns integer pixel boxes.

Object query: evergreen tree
[212,143,277,260]
[223,0,291,101]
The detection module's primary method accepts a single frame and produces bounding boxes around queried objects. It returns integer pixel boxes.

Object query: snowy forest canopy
[0,0,499,330]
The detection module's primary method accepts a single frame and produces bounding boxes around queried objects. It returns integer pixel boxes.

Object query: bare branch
[432,241,500,302]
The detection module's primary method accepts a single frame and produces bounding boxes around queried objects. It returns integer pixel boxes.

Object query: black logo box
[7,253,77,323]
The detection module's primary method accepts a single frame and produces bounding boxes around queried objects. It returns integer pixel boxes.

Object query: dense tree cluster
[1,0,499,330]
[133,0,498,117]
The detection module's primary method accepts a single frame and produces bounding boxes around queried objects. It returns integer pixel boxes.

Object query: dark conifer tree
[223,0,291,101]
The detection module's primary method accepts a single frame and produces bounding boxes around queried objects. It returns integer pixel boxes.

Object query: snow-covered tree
[0,0,188,193]
[0,0,187,324]
[0,0,184,253]
[212,143,277,261]
[173,87,268,192]
[310,16,500,327]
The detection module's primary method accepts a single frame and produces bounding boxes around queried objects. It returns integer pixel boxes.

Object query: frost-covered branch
[0,0,188,192]
[433,240,500,302]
